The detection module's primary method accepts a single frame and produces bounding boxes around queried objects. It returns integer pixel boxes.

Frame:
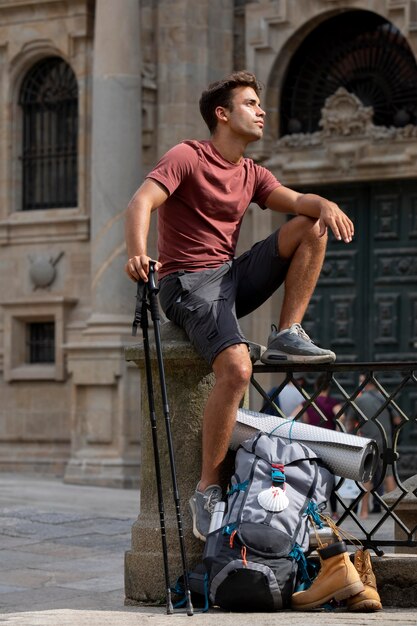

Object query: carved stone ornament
[277,87,417,149]
[29,251,64,289]
[319,88,373,137]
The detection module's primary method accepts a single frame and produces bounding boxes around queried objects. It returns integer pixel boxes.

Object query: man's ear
[215,106,228,123]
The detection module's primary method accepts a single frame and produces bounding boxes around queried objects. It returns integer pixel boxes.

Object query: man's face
[224,86,266,142]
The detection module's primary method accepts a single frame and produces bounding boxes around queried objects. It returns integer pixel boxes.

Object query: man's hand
[125,255,162,282]
[317,199,354,243]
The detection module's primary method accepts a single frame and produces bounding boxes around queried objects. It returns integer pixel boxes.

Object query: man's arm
[124,178,169,282]
[264,186,354,244]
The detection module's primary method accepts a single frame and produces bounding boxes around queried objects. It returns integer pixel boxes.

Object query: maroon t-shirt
[146,140,280,278]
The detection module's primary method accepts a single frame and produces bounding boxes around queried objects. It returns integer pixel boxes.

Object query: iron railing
[250,362,417,555]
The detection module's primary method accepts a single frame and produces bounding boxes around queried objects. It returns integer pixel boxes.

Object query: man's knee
[306,218,327,249]
[213,344,252,391]
[278,215,327,259]
[288,215,323,239]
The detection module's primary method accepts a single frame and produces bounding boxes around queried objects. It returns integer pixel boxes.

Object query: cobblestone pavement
[0,474,416,626]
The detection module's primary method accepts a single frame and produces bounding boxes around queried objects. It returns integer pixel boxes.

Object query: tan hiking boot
[347,549,382,612]
[291,541,364,611]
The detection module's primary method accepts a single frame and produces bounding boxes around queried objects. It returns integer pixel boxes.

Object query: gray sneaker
[261,323,336,364]
[189,484,222,542]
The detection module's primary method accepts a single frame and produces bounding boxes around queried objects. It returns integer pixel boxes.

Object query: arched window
[19,57,78,210]
[280,11,417,136]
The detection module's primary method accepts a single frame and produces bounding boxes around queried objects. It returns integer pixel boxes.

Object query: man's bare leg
[261,215,335,364]
[199,343,252,490]
[278,215,327,329]
[189,343,251,540]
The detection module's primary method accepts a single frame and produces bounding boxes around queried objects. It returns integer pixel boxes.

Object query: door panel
[371,182,417,361]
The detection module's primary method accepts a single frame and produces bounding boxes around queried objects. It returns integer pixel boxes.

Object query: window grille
[19,57,78,210]
[280,11,417,135]
[26,322,55,364]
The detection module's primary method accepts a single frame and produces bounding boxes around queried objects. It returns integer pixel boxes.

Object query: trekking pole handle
[148,261,160,321]
[132,279,146,337]
[148,260,159,293]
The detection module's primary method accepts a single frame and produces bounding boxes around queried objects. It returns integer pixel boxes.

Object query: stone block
[383,474,417,555]
[374,554,417,606]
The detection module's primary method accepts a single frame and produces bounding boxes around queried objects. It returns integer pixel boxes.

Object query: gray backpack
[204,432,334,612]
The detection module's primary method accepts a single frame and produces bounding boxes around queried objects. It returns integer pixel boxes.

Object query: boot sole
[348,598,382,612]
[292,580,364,610]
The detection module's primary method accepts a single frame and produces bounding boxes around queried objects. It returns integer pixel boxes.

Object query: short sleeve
[252,165,281,209]
[146,142,200,195]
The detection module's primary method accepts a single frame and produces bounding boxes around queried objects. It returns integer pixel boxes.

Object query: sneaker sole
[260,350,336,365]
[188,497,207,543]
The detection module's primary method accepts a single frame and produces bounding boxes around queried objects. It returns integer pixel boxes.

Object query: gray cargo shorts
[158,229,289,365]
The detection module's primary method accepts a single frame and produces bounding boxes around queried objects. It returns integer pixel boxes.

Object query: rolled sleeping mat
[231,408,379,483]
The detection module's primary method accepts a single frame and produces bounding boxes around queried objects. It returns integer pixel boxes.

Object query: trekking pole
[146,262,193,616]
[132,262,193,616]
[133,277,173,615]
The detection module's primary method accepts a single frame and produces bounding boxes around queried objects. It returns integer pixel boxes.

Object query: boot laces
[356,550,375,587]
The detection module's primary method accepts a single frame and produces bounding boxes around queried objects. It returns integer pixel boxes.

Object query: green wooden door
[302,180,417,364]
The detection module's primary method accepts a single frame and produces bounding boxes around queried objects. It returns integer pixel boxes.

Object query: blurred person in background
[260,373,306,417]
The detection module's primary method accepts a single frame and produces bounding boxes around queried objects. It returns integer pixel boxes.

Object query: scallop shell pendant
[258,486,289,512]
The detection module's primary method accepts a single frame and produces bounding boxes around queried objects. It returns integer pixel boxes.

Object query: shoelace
[204,489,221,515]
[357,554,374,586]
[362,572,374,586]
[290,323,313,343]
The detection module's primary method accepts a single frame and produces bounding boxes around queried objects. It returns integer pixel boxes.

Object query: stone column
[64,0,142,486]
[156,0,234,154]
[90,0,142,323]
[124,323,216,603]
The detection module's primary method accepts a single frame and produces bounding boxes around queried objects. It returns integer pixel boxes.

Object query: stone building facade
[0,0,416,486]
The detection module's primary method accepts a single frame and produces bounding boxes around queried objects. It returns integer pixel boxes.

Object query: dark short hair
[199,71,262,134]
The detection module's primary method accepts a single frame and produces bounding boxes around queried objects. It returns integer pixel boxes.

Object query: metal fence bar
[250,361,417,554]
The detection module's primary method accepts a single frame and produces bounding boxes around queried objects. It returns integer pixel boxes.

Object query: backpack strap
[250,431,263,453]
[290,444,319,547]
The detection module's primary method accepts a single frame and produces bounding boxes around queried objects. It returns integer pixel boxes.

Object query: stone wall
[0,0,94,475]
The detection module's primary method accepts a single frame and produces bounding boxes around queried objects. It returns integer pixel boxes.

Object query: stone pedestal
[383,474,417,555]
[124,322,214,603]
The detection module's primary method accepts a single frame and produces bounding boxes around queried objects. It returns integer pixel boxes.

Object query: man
[125,71,354,541]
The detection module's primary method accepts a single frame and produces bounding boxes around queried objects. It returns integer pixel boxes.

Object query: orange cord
[241,546,248,567]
